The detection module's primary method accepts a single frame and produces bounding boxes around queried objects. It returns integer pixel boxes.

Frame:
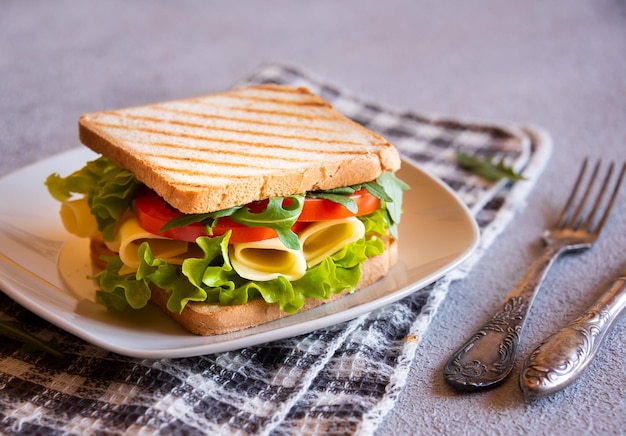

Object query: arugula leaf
[229,196,305,250]
[159,212,216,232]
[311,186,357,196]
[456,152,526,182]
[306,191,358,213]
[306,178,395,213]
[0,320,65,358]
[375,172,410,239]
[159,206,244,233]
[360,181,393,202]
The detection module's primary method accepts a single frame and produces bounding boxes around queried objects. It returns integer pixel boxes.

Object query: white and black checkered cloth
[0,64,551,435]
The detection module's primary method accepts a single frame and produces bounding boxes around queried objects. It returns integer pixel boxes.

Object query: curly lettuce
[45,157,138,241]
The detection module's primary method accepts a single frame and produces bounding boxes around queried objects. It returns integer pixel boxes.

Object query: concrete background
[2,1,625,434]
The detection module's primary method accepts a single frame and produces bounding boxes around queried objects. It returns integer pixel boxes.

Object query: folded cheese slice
[298,217,365,267]
[116,217,190,269]
[229,237,307,281]
[60,197,99,238]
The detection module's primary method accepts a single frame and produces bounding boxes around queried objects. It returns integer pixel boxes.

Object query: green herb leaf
[159,212,215,232]
[456,152,526,182]
[375,172,410,239]
[0,320,65,358]
[307,192,358,213]
[230,196,305,250]
[159,206,244,233]
[312,186,357,196]
[360,181,393,202]
[306,178,395,211]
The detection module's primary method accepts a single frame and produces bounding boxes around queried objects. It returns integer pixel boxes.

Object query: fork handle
[519,271,626,398]
[443,242,567,391]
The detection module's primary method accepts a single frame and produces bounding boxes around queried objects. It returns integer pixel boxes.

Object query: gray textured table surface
[2,1,625,434]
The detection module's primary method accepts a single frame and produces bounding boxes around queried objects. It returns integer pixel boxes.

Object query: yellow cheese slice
[59,197,98,238]
[298,217,365,267]
[116,217,190,269]
[230,237,307,281]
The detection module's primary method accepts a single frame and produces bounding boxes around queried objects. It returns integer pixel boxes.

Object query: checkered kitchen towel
[0,64,551,435]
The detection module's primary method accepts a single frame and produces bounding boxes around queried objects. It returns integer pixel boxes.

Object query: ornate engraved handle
[443,243,567,391]
[519,271,626,398]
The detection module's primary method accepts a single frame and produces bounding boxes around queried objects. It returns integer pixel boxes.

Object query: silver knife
[519,269,626,398]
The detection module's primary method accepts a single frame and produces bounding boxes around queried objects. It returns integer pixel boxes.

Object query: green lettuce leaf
[93,256,152,310]
[45,157,138,241]
[136,243,208,313]
[45,157,112,201]
[181,232,253,306]
[358,207,388,237]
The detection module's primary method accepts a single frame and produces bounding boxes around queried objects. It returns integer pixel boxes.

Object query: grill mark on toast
[141,153,274,169]
[146,161,280,180]
[88,121,370,154]
[159,166,252,179]
[142,145,321,165]
[109,112,362,144]
[140,106,345,133]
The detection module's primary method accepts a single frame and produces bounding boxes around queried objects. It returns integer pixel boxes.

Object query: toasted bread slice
[79,84,401,214]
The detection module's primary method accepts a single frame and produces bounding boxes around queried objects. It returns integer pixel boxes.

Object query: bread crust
[78,84,401,214]
[90,238,398,335]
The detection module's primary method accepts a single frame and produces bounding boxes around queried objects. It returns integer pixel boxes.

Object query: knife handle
[519,271,626,398]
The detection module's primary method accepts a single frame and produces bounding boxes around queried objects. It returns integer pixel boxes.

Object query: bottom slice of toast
[150,239,398,335]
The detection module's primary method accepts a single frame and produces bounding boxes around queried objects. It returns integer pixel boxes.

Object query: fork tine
[566,160,601,229]
[556,158,588,227]
[591,161,626,234]
[581,161,614,230]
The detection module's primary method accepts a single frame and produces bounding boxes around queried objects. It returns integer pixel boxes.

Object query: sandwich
[46,84,409,335]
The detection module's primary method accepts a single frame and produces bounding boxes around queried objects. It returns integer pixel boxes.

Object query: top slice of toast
[78,84,401,213]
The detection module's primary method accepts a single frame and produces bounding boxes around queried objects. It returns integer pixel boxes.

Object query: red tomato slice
[297,188,380,221]
[134,187,379,243]
[134,188,289,243]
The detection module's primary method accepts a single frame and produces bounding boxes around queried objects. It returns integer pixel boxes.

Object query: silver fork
[443,159,626,391]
